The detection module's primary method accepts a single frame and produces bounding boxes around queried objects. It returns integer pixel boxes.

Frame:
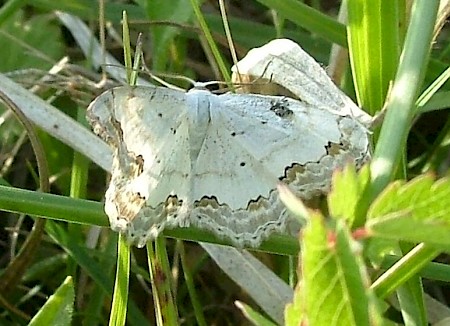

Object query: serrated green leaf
[295,213,378,325]
[29,276,74,326]
[367,175,450,250]
[328,164,371,227]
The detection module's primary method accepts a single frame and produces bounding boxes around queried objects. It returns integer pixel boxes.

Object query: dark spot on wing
[325,142,344,156]
[136,155,144,174]
[231,131,244,137]
[136,191,146,200]
[270,97,293,118]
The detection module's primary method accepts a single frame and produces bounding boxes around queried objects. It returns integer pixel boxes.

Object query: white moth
[87,39,371,248]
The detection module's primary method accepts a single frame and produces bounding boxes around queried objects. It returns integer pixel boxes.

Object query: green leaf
[235,301,277,326]
[29,276,74,326]
[284,279,303,325]
[31,0,144,23]
[140,0,195,70]
[0,11,64,72]
[328,164,371,227]
[292,212,378,325]
[367,175,450,251]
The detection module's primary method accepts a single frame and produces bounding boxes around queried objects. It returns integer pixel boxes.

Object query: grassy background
[0,0,449,325]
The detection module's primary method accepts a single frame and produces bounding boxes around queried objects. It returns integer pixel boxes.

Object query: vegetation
[0,0,449,325]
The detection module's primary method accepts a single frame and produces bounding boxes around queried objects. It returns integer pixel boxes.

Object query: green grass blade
[347,0,400,115]
[122,11,133,83]
[109,235,131,326]
[28,276,74,326]
[147,238,179,325]
[396,276,428,326]
[0,184,301,255]
[236,301,277,326]
[179,241,207,326]
[0,185,108,226]
[190,0,231,83]
[372,244,439,299]
[255,0,346,46]
[67,108,90,245]
[417,65,450,109]
[380,255,450,282]
[418,90,450,113]
[370,0,440,196]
